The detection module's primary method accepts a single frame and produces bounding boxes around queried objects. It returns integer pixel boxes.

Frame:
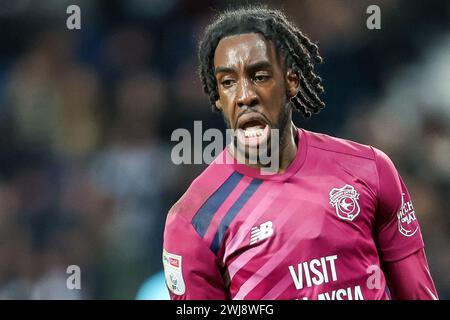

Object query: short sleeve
[162,211,228,300]
[372,147,424,262]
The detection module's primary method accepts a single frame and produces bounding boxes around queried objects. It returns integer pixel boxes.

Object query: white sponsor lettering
[288,255,338,290]
[317,285,364,300]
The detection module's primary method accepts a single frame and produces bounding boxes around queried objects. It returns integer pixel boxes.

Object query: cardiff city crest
[329,184,360,221]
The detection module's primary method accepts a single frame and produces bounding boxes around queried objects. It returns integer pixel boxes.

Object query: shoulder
[304,129,376,161]
[303,129,400,189]
[167,150,236,222]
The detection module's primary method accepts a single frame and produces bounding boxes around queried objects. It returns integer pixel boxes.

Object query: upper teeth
[244,126,264,138]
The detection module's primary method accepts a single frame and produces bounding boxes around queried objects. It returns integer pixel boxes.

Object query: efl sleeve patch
[162,249,185,295]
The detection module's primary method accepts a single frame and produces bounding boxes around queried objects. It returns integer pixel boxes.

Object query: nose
[236,78,258,108]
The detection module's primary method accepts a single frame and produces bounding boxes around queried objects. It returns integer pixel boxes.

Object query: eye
[254,74,270,82]
[221,79,235,88]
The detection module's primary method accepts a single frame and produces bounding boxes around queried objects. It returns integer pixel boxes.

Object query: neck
[278,122,298,173]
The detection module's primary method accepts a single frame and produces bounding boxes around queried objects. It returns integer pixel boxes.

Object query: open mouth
[235,113,271,151]
[240,120,268,138]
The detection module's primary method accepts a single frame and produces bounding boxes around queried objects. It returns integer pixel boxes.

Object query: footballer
[162,6,438,300]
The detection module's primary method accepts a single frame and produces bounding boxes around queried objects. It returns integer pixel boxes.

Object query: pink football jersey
[163,128,435,300]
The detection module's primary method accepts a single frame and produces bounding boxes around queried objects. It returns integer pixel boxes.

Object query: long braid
[265,14,325,116]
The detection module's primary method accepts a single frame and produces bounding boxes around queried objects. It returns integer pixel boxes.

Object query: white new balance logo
[250,221,274,245]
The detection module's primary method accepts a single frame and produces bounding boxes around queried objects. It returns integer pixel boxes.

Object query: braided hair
[198,6,325,118]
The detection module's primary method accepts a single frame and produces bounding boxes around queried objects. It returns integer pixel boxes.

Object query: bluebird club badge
[329,185,361,221]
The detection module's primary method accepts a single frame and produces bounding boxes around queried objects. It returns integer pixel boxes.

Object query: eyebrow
[214,66,235,75]
[246,61,272,73]
[214,61,273,75]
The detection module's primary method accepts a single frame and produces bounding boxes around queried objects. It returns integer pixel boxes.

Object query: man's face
[213,33,297,158]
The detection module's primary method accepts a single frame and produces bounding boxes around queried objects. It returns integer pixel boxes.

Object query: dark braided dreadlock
[198,6,325,118]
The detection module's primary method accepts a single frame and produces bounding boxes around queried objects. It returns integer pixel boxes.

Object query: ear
[286,70,299,99]
[215,100,222,110]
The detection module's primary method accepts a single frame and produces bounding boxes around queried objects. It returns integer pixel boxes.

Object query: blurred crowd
[0,0,449,299]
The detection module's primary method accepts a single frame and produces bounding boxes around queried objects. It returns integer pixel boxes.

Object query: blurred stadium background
[0,0,449,299]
